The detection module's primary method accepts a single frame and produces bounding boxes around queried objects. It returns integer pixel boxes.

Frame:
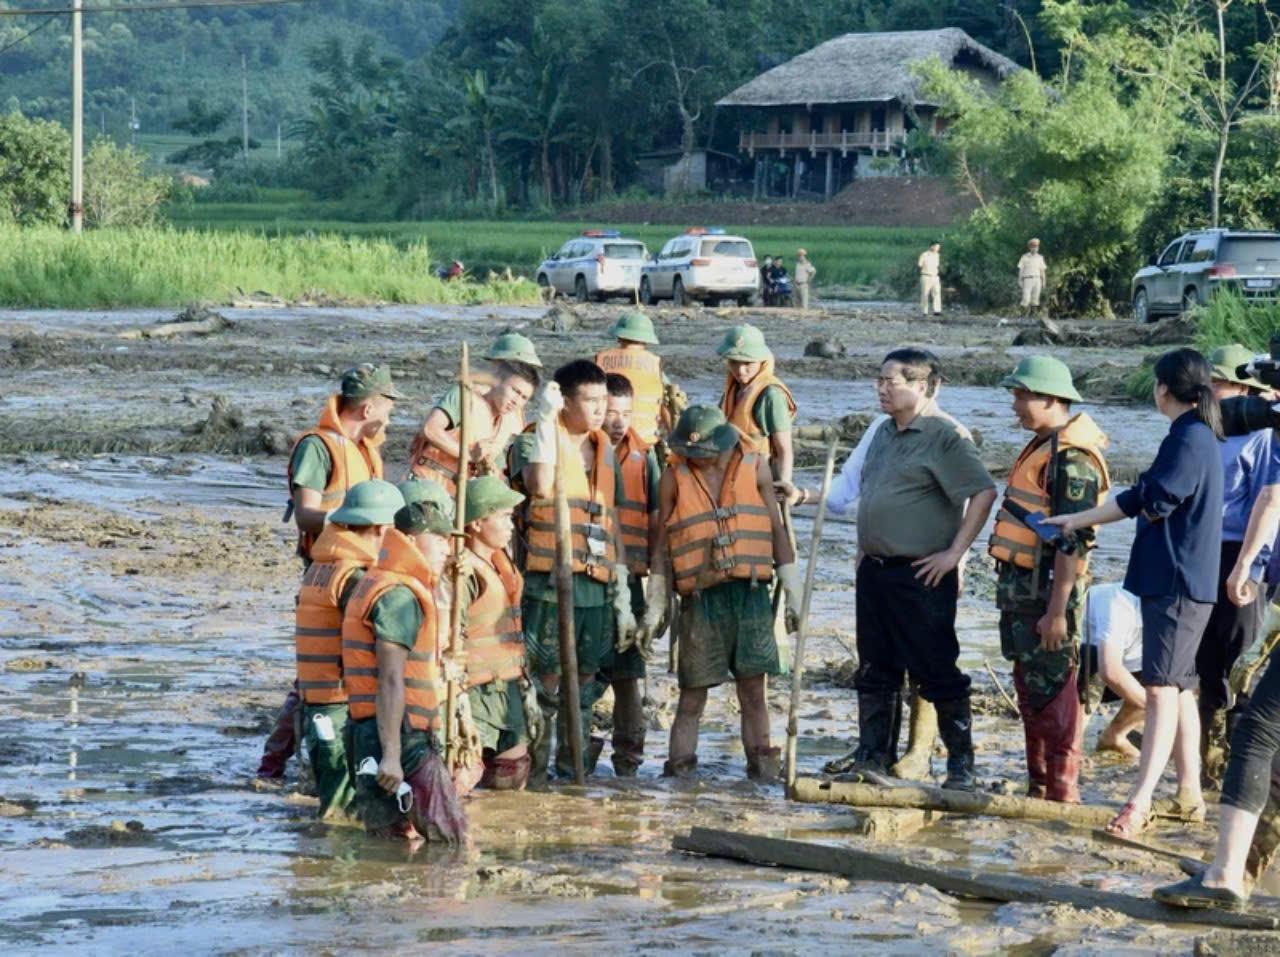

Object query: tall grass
[1193,291,1280,353]
[0,226,541,308]
[169,196,937,289]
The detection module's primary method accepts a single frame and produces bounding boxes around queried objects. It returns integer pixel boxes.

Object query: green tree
[84,140,171,227]
[0,111,69,226]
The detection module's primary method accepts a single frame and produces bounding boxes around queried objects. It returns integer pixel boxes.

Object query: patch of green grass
[167,200,938,288]
[1192,291,1280,353]
[0,226,540,309]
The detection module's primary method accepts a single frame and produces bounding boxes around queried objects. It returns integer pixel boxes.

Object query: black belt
[862,554,920,568]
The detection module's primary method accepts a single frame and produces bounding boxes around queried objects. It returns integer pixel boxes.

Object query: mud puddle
[0,304,1245,954]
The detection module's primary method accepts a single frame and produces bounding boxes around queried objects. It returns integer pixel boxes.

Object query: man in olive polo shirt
[853,347,996,790]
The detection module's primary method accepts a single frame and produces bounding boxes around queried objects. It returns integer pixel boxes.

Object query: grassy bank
[0,227,540,309]
[169,192,937,289]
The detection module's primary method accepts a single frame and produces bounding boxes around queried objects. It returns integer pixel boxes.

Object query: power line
[0,0,309,16]
[0,11,57,54]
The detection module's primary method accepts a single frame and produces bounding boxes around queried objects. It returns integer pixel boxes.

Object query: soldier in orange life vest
[510,359,636,783]
[989,356,1109,803]
[294,479,404,820]
[460,475,535,790]
[602,374,662,776]
[595,311,665,446]
[256,364,403,785]
[408,333,542,494]
[717,324,796,484]
[343,480,468,843]
[646,404,801,780]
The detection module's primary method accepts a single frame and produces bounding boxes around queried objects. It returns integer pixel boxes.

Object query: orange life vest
[519,422,618,583]
[464,546,525,688]
[595,346,663,445]
[295,525,380,705]
[668,443,774,596]
[988,413,1111,572]
[408,383,523,494]
[342,530,444,732]
[720,360,797,456]
[287,395,385,559]
[615,428,653,575]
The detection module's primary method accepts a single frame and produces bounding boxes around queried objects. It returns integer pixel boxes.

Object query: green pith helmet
[999,355,1082,402]
[464,475,525,525]
[485,332,543,368]
[1209,343,1263,389]
[328,479,405,527]
[609,310,659,346]
[717,323,772,362]
[395,479,455,535]
[340,363,404,400]
[669,404,739,459]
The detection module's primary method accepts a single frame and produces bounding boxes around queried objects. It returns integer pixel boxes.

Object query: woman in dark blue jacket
[1048,348,1224,836]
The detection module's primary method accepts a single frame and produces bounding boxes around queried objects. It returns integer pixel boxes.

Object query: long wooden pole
[555,432,585,784]
[673,827,1280,932]
[70,0,83,233]
[444,343,470,770]
[792,776,1117,828]
[785,435,839,793]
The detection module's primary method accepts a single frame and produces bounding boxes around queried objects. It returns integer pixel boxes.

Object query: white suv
[639,229,759,306]
[535,230,648,302]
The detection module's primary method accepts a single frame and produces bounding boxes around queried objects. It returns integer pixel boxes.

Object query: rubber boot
[1012,666,1049,799]
[1200,698,1229,793]
[1040,668,1084,804]
[256,686,300,779]
[529,701,557,789]
[823,689,901,775]
[746,746,782,782]
[611,727,645,778]
[935,696,977,792]
[890,690,937,781]
[662,755,698,778]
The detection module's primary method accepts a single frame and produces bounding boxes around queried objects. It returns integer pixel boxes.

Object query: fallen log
[792,776,1116,828]
[119,308,233,340]
[673,826,1280,932]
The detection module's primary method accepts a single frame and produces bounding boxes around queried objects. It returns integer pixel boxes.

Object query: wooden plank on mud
[672,827,1280,932]
[792,776,1116,828]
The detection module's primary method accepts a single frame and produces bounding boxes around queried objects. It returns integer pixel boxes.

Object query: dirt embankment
[561,177,979,228]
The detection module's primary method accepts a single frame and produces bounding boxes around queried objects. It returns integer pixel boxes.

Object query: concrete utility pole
[70,0,84,233]
[241,53,249,164]
[276,121,281,160]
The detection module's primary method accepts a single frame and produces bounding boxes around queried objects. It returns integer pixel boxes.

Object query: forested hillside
[0,0,459,138]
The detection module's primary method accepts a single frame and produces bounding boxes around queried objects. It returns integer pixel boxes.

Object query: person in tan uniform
[794,248,816,310]
[1018,239,1048,316]
[918,241,942,316]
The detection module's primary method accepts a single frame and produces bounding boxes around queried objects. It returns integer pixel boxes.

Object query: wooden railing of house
[738,130,908,154]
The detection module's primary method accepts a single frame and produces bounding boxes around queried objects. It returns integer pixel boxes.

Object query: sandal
[1153,874,1247,912]
[1106,801,1150,838]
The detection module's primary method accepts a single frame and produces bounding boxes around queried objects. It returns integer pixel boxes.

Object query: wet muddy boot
[480,752,532,791]
[823,689,901,777]
[611,727,645,778]
[1013,667,1048,799]
[1199,700,1229,793]
[935,696,977,792]
[746,746,783,782]
[1040,669,1084,804]
[662,755,698,779]
[529,702,557,789]
[890,692,936,781]
[256,687,301,780]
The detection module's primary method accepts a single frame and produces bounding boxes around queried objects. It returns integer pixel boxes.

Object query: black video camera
[1235,333,1280,390]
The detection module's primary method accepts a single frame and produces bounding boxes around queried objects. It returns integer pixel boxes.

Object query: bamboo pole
[792,776,1118,828]
[673,827,1280,932]
[785,435,839,793]
[555,432,585,785]
[444,343,470,771]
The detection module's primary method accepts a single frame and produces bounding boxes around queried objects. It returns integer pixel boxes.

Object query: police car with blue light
[535,230,648,302]
[639,228,760,307]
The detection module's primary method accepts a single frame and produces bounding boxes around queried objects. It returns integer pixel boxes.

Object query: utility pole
[130,97,139,146]
[276,121,281,160]
[241,53,250,165]
[70,0,84,233]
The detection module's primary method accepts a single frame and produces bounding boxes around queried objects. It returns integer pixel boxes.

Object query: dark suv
[1131,229,1280,323]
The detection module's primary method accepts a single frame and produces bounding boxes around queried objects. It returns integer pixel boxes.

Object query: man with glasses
[785,348,995,788]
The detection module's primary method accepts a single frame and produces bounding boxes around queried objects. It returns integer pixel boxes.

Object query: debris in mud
[120,304,234,340]
[182,396,294,455]
[536,303,583,333]
[808,658,860,689]
[0,797,37,816]
[1012,314,1196,348]
[804,338,847,359]
[5,656,53,672]
[65,820,151,848]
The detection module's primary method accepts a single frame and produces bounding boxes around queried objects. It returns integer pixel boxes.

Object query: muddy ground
[1,301,1273,955]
